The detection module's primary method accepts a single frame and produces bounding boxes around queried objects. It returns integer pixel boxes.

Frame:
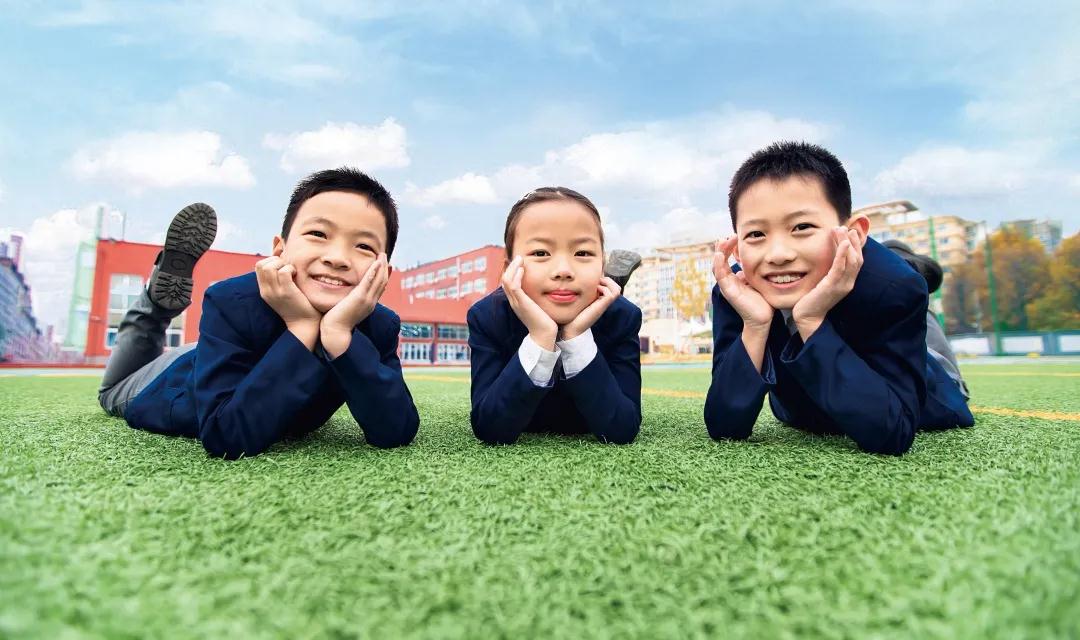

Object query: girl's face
[510,199,604,325]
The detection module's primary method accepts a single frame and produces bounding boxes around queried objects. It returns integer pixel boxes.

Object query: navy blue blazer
[467,289,642,445]
[704,238,973,456]
[124,272,419,459]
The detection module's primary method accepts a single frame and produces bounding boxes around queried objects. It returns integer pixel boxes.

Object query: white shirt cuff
[517,335,561,387]
[556,328,597,379]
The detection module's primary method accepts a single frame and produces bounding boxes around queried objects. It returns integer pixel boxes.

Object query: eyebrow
[740,209,817,227]
[522,236,600,245]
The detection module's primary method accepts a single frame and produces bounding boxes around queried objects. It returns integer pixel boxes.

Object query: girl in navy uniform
[467,188,642,445]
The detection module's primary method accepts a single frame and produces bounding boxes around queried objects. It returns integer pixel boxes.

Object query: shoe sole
[150,203,217,310]
[606,250,642,276]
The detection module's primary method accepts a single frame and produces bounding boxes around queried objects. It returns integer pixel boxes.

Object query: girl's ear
[732,237,742,264]
[271,235,285,257]
[846,214,871,248]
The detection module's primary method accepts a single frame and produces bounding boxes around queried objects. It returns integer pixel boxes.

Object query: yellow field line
[406,374,470,383]
[968,405,1080,422]
[962,371,1080,377]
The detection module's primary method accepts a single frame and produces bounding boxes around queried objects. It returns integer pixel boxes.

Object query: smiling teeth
[314,275,348,285]
[767,274,802,284]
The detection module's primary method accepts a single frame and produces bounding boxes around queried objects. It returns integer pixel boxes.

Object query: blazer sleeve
[704,285,775,441]
[193,287,330,459]
[467,304,551,445]
[778,280,927,455]
[559,304,642,444]
[325,315,420,448]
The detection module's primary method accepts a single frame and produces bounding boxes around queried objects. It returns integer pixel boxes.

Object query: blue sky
[1,1,1078,334]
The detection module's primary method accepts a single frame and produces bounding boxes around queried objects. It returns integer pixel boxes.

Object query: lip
[761,271,807,290]
[310,274,353,288]
[545,289,580,304]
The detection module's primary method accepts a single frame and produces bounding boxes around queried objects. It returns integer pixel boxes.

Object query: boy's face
[272,191,389,314]
[512,199,604,325]
[733,176,862,311]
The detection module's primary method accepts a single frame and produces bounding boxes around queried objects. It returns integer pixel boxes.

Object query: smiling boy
[704,142,973,455]
[98,168,419,458]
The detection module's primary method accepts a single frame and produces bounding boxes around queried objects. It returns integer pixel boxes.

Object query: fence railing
[948,331,1080,356]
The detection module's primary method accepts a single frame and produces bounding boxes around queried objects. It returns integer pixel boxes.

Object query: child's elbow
[201,437,264,460]
[856,423,915,456]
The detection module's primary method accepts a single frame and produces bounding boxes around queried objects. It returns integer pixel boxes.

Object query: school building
[84,240,507,365]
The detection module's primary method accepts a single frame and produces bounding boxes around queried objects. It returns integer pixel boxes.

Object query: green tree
[672,256,709,322]
[943,259,982,334]
[1026,232,1080,330]
[943,228,1050,332]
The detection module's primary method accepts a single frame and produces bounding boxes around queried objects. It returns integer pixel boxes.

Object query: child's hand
[502,256,558,350]
[560,276,621,341]
[256,256,322,348]
[713,237,774,333]
[320,254,389,358]
[792,227,864,339]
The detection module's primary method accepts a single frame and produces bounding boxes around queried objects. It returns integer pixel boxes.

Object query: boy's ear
[731,237,742,264]
[846,214,870,248]
[271,235,285,257]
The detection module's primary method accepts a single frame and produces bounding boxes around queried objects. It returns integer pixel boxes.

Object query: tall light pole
[926,215,945,326]
[982,221,1001,355]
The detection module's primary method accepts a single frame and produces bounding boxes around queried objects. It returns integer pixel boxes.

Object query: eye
[304,230,326,239]
[529,249,550,257]
[356,243,375,253]
[793,222,816,232]
[575,250,596,257]
[743,230,765,240]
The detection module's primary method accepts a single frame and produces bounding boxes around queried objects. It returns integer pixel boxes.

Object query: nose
[321,243,350,270]
[763,237,797,265]
[551,254,574,280]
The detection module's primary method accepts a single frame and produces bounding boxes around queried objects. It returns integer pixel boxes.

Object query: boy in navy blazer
[98,168,419,458]
[705,142,973,455]
[468,187,642,445]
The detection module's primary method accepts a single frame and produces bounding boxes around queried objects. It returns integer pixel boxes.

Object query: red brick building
[87,240,262,361]
[381,245,505,364]
[86,240,507,365]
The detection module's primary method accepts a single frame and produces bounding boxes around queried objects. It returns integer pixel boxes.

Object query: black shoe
[882,239,943,294]
[605,249,643,290]
[148,203,217,310]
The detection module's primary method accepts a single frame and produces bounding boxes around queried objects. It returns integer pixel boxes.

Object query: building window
[474,256,487,271]
[462,281,473,294]
[448,265,458,277]
[462,261,473,274]
[438,324,469,340]
[404,276,413,289]
[437,343,470,363]
[448,285,458,298]
[473,277,486,293]
[107,274,144,349]
[401,342,431,363]
[437,268,447,280]
[436,288,446,299]
[401,323,432,338]
[426,272,434,284]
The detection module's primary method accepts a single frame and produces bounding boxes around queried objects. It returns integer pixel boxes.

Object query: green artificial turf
[2,365,1078,638]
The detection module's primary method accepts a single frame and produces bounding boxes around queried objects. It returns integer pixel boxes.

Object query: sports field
[2,363,1078,638]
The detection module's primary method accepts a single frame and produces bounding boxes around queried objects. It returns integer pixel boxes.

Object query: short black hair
[283,167,399,258]
[728,141,851,228]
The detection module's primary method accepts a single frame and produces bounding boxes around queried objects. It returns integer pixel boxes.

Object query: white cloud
[1,204,120,337]
[403,173,498,207]
[603,205,731,254]
[263,119,409,174]
[872,146,1038,199]
[422,215,447,230]
[70,130,255,193]
[410,108,827,204]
